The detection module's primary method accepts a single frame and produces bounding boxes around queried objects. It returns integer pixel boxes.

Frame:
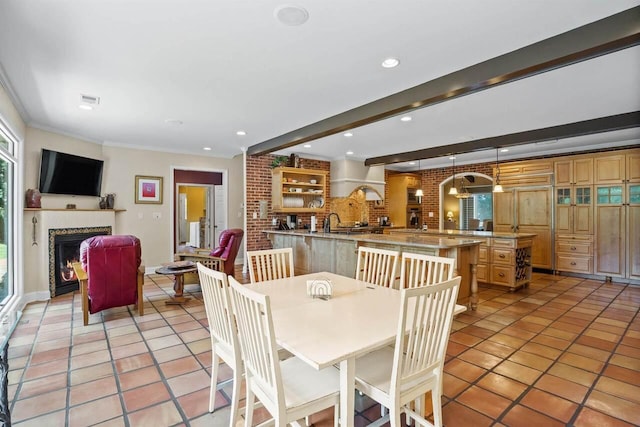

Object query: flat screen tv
[38,149,104,196]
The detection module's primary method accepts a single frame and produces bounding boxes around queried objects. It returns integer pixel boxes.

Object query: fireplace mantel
[23,209,120,300]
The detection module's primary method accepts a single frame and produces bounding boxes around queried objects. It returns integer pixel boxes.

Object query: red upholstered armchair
[72,235,145,326]
[175,228,244,279]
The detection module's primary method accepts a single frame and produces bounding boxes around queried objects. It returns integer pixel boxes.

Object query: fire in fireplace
[48,227,112,297]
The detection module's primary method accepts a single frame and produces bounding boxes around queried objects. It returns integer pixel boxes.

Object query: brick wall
[245,155,331,251]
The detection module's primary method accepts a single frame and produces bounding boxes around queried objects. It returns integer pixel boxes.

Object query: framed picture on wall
[135,175,163,204]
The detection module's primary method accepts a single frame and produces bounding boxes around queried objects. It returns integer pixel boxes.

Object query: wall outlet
[153,212,161,220]
[252,212,257,219]
[428,212,434,218]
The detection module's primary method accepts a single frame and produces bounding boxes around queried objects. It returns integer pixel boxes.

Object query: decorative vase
[99,197,107,209]
[106,193,115,209]
[25,189,41,208]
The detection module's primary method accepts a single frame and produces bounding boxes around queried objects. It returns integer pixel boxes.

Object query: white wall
[22,127,244,296]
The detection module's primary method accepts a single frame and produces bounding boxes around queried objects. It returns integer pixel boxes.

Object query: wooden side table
[155,264,198,305]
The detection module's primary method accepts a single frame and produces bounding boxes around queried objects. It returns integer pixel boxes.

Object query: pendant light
[455,175,471,199]
[448,157,458,195]
[493,148,504,193]
[415,159,423,202]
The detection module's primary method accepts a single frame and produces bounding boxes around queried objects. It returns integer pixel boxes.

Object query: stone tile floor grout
[6,270,640,426]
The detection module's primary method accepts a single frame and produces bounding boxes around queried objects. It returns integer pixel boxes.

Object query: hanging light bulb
[448,157,458,195]
[455,175,471,199]
[493,147,504,193]
[415,159,423,202]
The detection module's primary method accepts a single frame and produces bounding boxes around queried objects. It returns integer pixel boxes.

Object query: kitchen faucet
[323,213,341,233]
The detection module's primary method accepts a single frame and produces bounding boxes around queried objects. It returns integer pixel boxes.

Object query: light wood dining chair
[197,263,242,425]
[354,276,461,427]
[246,247,295,283]
[228,276,340,427]
[399,252,455,289]
[355,246,400,288]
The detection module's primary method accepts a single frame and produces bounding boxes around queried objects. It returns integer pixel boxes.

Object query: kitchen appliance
[379,216,389,226]
[407,208,421,228]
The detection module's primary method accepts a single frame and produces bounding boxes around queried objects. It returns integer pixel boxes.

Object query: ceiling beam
[364,111,640,165]
[247,6,640,157]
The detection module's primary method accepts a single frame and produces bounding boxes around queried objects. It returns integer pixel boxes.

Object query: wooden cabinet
[595,154,625,184]
[387,173,421,227]
[494,186,553,269]
[594,181,640,280]
[271,167,327,213]
[488,237,533,291]
[554,158,593,186]
[556,234,593,274]
[555,186,593,235]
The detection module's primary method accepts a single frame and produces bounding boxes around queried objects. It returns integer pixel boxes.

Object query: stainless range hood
[330,159,385,200]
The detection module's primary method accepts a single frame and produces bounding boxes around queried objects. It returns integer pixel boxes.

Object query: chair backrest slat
[355,246,399,288]
[247,248,295,283]
[229,276,283,412]
[197,263,239,365]
[390,276,461,393]
[400,252,455,289]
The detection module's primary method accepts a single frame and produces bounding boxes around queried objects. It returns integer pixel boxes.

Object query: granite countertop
[263,229,483,249]
[391,228,537,239]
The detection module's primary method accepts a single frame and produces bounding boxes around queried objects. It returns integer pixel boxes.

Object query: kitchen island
[392,228,535,292]
[263,229,482,309]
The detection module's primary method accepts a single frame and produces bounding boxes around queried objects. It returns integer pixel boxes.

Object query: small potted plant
[270,155,290,169]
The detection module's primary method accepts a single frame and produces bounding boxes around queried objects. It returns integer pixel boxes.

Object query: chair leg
[229,362,242,426]
[81,279,89,326]
[137,269,145,316]
[244,381,255,427]
[209,350,220,413]
[390,407,401,427]
[431,389,443,427]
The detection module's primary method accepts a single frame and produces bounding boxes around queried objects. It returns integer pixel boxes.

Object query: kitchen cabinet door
[494,187,552,269]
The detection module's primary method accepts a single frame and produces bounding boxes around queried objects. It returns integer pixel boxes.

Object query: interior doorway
[173,169,225,252]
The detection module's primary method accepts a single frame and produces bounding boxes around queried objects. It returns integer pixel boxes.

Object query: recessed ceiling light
[165,119,183,126]
[400,116,412,122]
[303,144,311,148]
[449,156,456,160]
[500,148,509,153]
[409,161,416,165]
[78,105,93,111]
[236,130,246,136]
[203,147,212,151]
[274,5,309,26]
[381,57,400,68]
[346,150,354,155]
[343,132,353,137]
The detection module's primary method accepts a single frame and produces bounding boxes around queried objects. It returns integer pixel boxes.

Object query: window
[460,193,492,230]
[0,128,15,307]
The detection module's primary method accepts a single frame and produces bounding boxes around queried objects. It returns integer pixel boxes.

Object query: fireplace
[48,227,112,297]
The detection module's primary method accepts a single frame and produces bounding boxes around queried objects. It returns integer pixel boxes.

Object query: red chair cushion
[81,235,141,314]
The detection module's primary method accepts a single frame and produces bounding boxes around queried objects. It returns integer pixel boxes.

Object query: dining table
[245,271,466,427]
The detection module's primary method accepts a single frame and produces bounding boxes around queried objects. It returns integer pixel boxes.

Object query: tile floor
[6,270,640,426]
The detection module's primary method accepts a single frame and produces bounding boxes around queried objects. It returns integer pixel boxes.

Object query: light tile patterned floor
[7,270,640,426]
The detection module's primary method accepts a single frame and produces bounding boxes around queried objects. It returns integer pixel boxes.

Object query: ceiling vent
[80,94,100,105]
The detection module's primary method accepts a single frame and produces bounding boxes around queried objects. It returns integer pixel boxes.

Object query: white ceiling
[0,1,638,170]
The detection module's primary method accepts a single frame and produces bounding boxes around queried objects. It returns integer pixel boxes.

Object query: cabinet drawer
[492,248,514,265]
[477,264,487,282]
[556,241,592,255]
[492,238,515,248]
[556,255,592,273]
[479,246,488,262]
[491,265,515,286]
